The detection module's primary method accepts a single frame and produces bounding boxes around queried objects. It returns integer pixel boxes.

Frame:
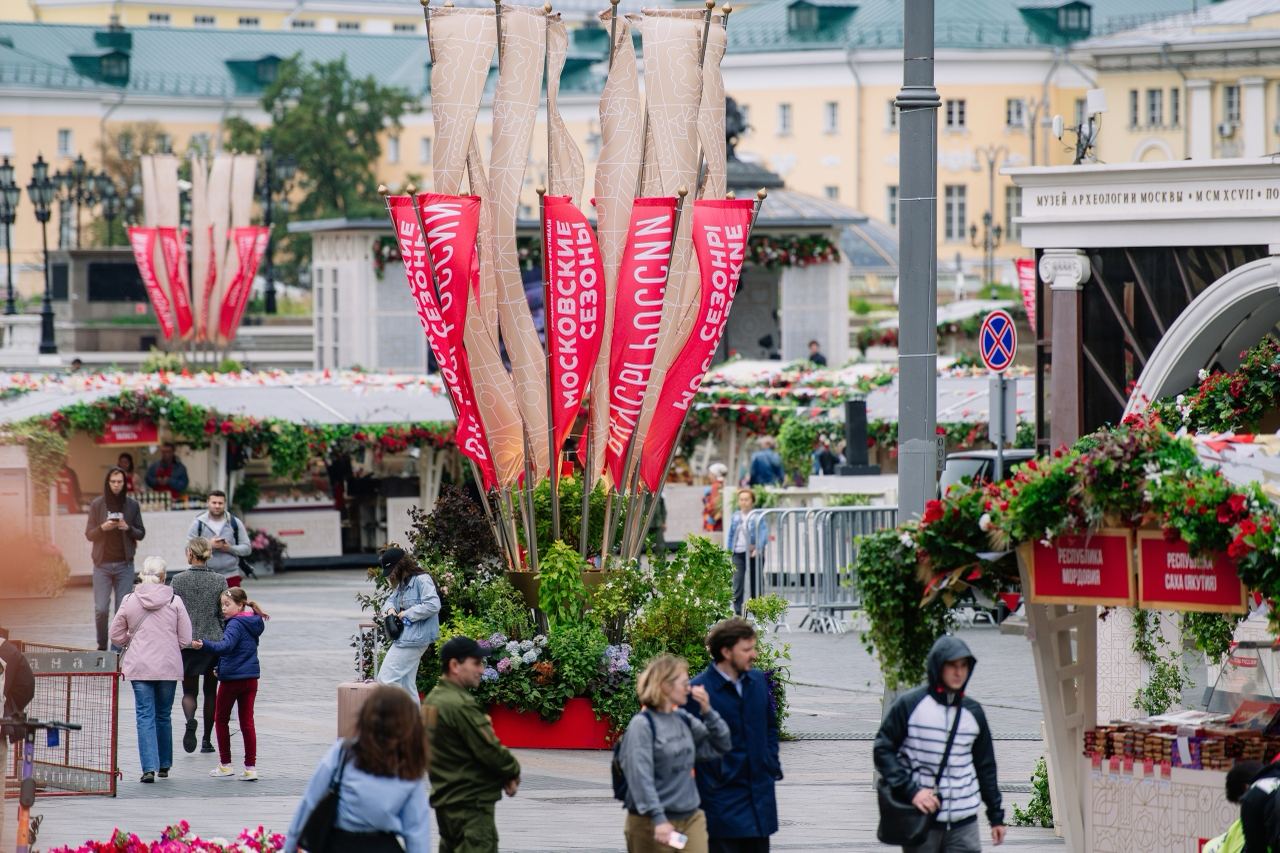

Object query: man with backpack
[874,635,1005,851]
[188,490,253,587]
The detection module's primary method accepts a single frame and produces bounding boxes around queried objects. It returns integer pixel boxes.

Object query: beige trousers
[624,810,709,853]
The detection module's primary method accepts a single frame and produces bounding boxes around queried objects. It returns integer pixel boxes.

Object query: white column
[1187,79,1213,159]
[1242,76,1266,158]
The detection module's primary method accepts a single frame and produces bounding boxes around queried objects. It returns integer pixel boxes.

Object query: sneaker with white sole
[209,765,234,778]
[239,767,259,782]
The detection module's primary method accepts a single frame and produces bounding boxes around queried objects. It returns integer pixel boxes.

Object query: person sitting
[145,443,189,498]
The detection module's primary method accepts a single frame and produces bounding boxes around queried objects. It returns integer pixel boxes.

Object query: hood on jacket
[232,611,266,639]
[132,582,175,610]
[926,635,976,703]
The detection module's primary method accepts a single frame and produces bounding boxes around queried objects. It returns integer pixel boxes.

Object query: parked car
[938,449,1036,495]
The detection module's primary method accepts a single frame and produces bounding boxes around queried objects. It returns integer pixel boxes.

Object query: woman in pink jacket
[110,556,193,784]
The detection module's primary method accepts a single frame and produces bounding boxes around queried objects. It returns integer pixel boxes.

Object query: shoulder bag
[383,586,405,641]
[876,699,964,847]
[298,742,351,852]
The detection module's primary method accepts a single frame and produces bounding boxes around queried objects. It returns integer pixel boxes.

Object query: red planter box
[488,697,611,750]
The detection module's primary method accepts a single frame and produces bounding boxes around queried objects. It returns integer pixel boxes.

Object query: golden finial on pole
[726,191,735,200]
[721,4,733,28]
[543,2,552,13]
[405,182,418,196]
[377,184,390,196]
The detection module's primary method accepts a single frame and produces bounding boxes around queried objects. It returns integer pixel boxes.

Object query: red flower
[1240,518,1258,536]
[220,420,234,435]
[1185,497,1197,509]
[1026,459,1038,471]
[1228,536,1252,559]
[921,500,944,525]
[1229,493,1248,514]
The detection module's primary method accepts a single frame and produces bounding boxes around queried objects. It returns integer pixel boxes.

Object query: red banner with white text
[640,199,753,491]
[388,194,497,489]
[127,227,175,340]
[158,227,194,340]
[218,226,269,341]
[603,197,678,485]
[1015,258,1037,332]
[543,195,606,460]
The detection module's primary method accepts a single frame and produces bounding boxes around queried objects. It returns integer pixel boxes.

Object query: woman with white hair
[110,555,193,784]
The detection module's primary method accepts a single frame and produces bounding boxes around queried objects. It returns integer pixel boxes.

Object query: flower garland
[1149,336,1280,433]
[50,821,283,852]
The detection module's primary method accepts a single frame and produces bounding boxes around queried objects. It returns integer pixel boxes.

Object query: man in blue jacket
[686,617,781,853]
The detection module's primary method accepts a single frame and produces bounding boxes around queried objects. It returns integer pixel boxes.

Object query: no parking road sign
[979,309,1017,373]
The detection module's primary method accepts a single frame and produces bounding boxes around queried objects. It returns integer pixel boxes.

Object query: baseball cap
[440,636,485,667]
[379,547,406,571]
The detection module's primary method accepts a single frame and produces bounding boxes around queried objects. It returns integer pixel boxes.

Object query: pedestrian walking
[283,684,431,852]
[687,619,782,853]
[187,490,252,588]
[1238,753,1280,850]
[1203,759,1262,853]
[375,546,441,699]
[807,340,828,367]
[726,489,768,615]
[108,556,193,784]
[170,536,228,756]
[873,635,1005,852]
[747,438,784,487]
[702,463,728,532]
[85,466,146,651]
[192,587,266,782]
[619,654,732,853]
[422,636,522,853]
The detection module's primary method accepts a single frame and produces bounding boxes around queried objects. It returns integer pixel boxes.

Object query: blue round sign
[979,310,1017,373]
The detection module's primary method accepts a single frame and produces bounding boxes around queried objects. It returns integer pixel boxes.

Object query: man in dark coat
[686,617,781,852]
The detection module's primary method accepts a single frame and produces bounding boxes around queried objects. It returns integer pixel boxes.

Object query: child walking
[192,587,267,781]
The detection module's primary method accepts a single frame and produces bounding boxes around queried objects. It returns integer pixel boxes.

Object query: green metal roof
[726,0,1205,53]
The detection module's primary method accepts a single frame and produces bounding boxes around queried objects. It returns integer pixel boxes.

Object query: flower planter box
[488,696,612,750]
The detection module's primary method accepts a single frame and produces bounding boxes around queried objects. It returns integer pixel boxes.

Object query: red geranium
[921,500,944,525]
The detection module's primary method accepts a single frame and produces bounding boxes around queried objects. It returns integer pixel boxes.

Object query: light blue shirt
[285,739,430,853]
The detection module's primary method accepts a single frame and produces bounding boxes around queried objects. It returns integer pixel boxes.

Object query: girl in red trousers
[193,587,267,781]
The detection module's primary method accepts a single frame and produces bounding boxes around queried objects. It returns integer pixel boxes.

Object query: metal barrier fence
[3,644,119,798]
[744,506,898,633]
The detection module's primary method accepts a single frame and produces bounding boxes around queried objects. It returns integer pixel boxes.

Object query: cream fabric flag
[205,154,233,339]
[586,11,643,482]
[190,155,211,340]
[545,13,584,203]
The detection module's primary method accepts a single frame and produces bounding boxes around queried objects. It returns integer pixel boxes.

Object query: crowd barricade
[744,505,898,633]
[4,643,119,798]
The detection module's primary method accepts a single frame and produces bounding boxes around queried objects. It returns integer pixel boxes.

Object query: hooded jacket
[873,635,1004,828]
[108,584,193,682]
[202,611,266,681]
[84,471,145,566]
[1239,760,1280,852]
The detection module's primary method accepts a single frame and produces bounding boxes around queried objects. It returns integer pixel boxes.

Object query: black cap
[379,547,406,571]
[440,636,485,667]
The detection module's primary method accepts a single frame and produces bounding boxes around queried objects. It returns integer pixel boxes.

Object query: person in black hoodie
[84,466,146,651]
[874,635,1005,852]
[1239,755,1280,851]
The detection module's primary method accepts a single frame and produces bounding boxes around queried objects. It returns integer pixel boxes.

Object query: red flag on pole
[157,227,194,340]
[603,198,678,485]
[543,195,606,459]
[218,226,268,341]
[1015,258,1037,332]
[388,194,498,490]
[640,199,753,491]
[127,226,175,340]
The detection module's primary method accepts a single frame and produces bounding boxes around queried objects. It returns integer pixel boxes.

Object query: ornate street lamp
[98,176,121,247]
[258,136,297,315]
[969,144,1007,289]
[0,157,19,315]
[27,154,57,354]
[53,154,101,249]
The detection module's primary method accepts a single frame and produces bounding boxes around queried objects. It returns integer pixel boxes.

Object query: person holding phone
[187,490,253,588]
[85,466,146,651]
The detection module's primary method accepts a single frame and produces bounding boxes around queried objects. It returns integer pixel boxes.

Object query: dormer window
[257,57,279,85]
[789,4,819,31]
[1058,5,1089,31]
[99,53,129,83]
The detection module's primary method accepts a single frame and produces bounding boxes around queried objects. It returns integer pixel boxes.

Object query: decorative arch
[1126,256,1280,414]
[1132,138,1175,163]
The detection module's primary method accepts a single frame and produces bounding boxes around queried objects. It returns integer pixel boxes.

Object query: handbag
[876,698,964,847]
[298,742,351,852]
[383,585,405,641]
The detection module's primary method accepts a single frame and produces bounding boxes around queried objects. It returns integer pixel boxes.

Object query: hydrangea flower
[496,657,512,674]
[519,639,534,652]
[482,667,499,682]
[534,635,548,647]
[522,650,538,664]
[505,641,520,655]
[489,632,507,646]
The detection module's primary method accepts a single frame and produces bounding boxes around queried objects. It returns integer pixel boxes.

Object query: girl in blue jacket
[375,546,441,699]
[193,586,267,781]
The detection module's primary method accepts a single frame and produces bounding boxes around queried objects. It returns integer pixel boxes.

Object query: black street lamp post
[27,155,57,354]
[258,137,297,315]
[969,144,1007,288]
[0,157,19,315]
[96,175,121,247]
[53,153,100,249]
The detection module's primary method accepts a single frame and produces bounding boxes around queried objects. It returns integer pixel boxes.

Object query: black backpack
[611,709,692,802]
[197,515,257,578]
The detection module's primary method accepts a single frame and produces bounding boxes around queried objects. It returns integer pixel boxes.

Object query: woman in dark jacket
[84,466,146,651]
[170,536,228,755]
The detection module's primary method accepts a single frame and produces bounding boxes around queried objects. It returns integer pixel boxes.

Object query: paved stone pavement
[0,570,1062,851]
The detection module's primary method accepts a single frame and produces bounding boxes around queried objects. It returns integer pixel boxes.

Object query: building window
[788,4,818,31]
[945,99,966,129]
[823,101,839,134]
[1074,97,1086,126]
[1005,98,1025,128]
[777,103,793,136]
[193,15,215,26]
[1145,89,1163,127]
[58,203,73,248]
[394,22,417,33]
[824,185,839,200]
[1170,88,1181,127]
[156,133,171,154]
[387,136,400,165]
[57,128,72,158]
[0,127,13,156]
[1004,185,1022,241]
[1224,85,1241,124]
[887,185,898,227]
[1128,89,1139,127]
[238,17,260,28]
[419,137,432,165]
[943,184,966,241]
[887,99,898,130]
[337,21,360,31]
[291,19,316,29]
[147,12,170,26]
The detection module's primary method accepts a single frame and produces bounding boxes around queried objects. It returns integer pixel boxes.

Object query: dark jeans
[710,838,770,853]
[93,561,134,650]
[731,551,763,614]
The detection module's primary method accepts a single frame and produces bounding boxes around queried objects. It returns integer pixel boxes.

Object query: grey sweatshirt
[621,707,732,825]
[188,512,252,578]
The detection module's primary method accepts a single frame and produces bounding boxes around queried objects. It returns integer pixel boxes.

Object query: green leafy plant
[539,542,590,629]
[547,622,608,696]
[778,416,832,483]
[1011,757,1054,828]
[1131,609,1190,716]
[1182,611,1244,664]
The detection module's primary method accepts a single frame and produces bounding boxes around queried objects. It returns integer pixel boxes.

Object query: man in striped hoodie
[874,635,1006,852]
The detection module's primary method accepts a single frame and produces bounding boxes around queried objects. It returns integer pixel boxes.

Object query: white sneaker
[239,767,259,781]
[209,765,234,778]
